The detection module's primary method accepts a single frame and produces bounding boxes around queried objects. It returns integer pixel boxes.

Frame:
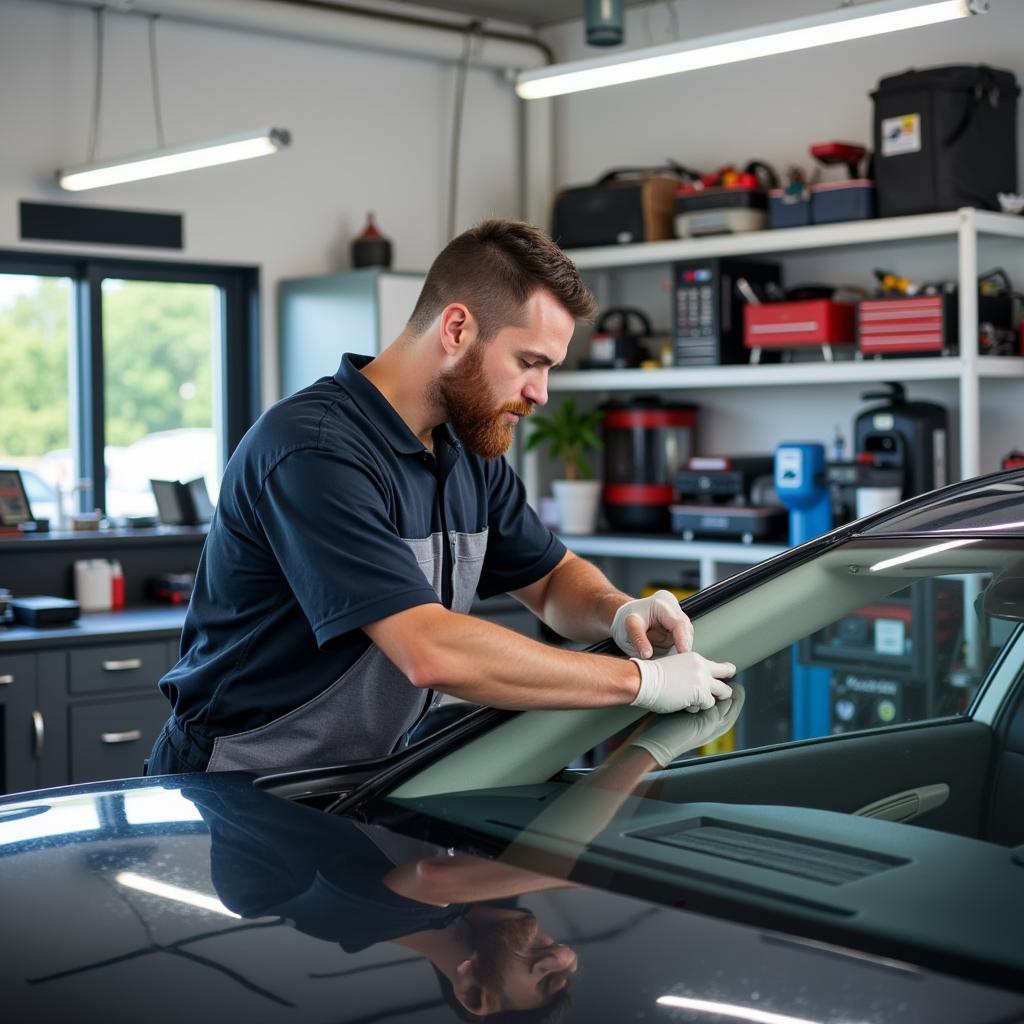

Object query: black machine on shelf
[670,454,787,545]
[853,383,949,498]
[582,307,654,369]
[672,257,782,366]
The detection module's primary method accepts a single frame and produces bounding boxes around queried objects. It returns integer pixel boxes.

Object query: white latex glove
[629,650,735,714]
[632,685,746,767]
[611,590,694,659]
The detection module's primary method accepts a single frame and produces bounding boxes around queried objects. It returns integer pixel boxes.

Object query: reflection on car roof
[856,469,1024,537]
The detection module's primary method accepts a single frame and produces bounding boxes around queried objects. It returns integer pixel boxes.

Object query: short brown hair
[430,963,573,1024]
[407,219,597,341]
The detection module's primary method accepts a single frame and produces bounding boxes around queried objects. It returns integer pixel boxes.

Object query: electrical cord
[148,14,166,149]
[447,20,483,242]
[664,0,680,39]
[88,7,105,162]
[645,1,682,44]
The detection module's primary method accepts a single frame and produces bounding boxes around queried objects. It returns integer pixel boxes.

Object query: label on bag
[881,113,922,156]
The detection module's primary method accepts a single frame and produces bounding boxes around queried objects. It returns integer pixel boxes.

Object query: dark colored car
[3,469,1024,1023]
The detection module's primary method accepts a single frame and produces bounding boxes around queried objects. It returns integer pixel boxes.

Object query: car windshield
[391,533,1021,804]
[368,531,1024,984]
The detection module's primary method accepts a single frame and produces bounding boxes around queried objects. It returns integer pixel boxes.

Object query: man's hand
[629,650,735,714]
[632,685,746,767]
[611,590,694,659]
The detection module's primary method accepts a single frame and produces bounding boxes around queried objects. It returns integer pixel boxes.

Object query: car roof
[2,775,1023,1022]
[853,467,1024,538]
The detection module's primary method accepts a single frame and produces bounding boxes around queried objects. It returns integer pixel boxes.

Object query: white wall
[0,0,524,403]
[538,1,1024,474]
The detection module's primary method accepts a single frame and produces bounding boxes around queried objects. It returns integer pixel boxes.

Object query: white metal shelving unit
[531,207,1024,579]
[560,534,787,589]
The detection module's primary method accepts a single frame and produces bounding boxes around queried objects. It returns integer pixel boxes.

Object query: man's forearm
[515,551,631,644]
[363,603,641,709]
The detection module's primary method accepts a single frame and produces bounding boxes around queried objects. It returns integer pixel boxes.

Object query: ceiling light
[516,0,987,100]
[56,127,292,192]
[56,11,291,192]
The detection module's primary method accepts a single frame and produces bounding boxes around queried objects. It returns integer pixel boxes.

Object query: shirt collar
[334,353,462,458]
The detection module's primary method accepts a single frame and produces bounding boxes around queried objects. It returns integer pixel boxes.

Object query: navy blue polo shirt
[159,353,565,769]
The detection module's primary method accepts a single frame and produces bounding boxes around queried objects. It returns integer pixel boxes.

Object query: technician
[148,219,734,776]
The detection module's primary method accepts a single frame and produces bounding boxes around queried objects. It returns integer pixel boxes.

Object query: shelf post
[957,207,980,480]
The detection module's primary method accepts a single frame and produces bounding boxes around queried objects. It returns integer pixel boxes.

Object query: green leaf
[522,398,603,479]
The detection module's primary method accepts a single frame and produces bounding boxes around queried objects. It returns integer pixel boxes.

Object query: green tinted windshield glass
[388,534,1022,833]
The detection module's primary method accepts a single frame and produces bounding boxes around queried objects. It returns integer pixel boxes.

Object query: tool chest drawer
[68,642,169,695]
[69,695,169,783]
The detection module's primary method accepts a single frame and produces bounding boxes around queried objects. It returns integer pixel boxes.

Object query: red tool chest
[857,295,949,356]
[743,300,856,361]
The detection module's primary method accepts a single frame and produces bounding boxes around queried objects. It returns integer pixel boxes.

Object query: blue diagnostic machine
[775,443,833,739]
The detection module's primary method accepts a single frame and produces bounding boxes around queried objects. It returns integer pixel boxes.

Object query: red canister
[602,399,698,532]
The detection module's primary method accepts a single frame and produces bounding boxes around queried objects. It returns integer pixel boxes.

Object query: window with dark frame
[0,252,259,522]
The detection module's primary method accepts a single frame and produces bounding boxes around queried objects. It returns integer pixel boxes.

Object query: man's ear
[439,303,478,357]
[454,957,500,1016]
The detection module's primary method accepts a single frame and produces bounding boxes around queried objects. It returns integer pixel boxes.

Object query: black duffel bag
[871,64,1019,217]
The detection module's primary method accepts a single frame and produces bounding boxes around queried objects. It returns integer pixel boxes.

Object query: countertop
[0,606,187,650]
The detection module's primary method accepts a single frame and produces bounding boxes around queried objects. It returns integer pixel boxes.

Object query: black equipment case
[871,64,1019,217]
[552,166,694,248]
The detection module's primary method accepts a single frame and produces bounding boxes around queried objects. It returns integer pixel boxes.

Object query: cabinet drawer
[69,696,169,784]
[0,652,36,696]
[69,643,167,695]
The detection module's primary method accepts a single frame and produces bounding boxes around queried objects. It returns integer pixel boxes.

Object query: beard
[430,343,532,459]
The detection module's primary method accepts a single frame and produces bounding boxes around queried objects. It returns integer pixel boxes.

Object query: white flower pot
[552,479,602,535]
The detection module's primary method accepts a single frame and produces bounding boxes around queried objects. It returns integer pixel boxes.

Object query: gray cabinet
[69,695,170,784]
[68,641,167,695]
[1,616,182,794]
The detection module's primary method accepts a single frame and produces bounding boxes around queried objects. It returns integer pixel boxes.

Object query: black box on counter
[11,596,80,627]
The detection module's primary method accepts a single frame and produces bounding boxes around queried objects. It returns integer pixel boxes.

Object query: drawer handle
[32,710,44,759]
[0,674,13,685]
[101,729,143,745]
[102,658,143,672]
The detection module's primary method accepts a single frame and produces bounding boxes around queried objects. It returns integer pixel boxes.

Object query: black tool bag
[871,64,1019,217]
[551,162,700,248]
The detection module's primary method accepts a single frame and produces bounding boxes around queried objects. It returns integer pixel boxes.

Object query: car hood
[1,774,1021,1024]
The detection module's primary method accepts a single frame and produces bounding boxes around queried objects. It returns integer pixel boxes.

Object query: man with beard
[148,219,735,776]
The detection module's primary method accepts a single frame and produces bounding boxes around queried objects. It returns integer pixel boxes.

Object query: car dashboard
[388,785,1024,991]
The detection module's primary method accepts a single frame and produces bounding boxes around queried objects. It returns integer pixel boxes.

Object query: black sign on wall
[20,201,184,249]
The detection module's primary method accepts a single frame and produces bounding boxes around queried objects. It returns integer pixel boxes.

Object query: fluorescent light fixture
[56,127,291,192]
[656,996,822,1024]
[869,538,979,572]
[516,0,986,99]
[116,870,240,918]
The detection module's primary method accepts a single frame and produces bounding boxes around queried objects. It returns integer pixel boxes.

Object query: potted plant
[523,398,604,534]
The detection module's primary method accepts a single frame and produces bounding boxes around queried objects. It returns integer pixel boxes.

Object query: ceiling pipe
[40,0,552,71]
